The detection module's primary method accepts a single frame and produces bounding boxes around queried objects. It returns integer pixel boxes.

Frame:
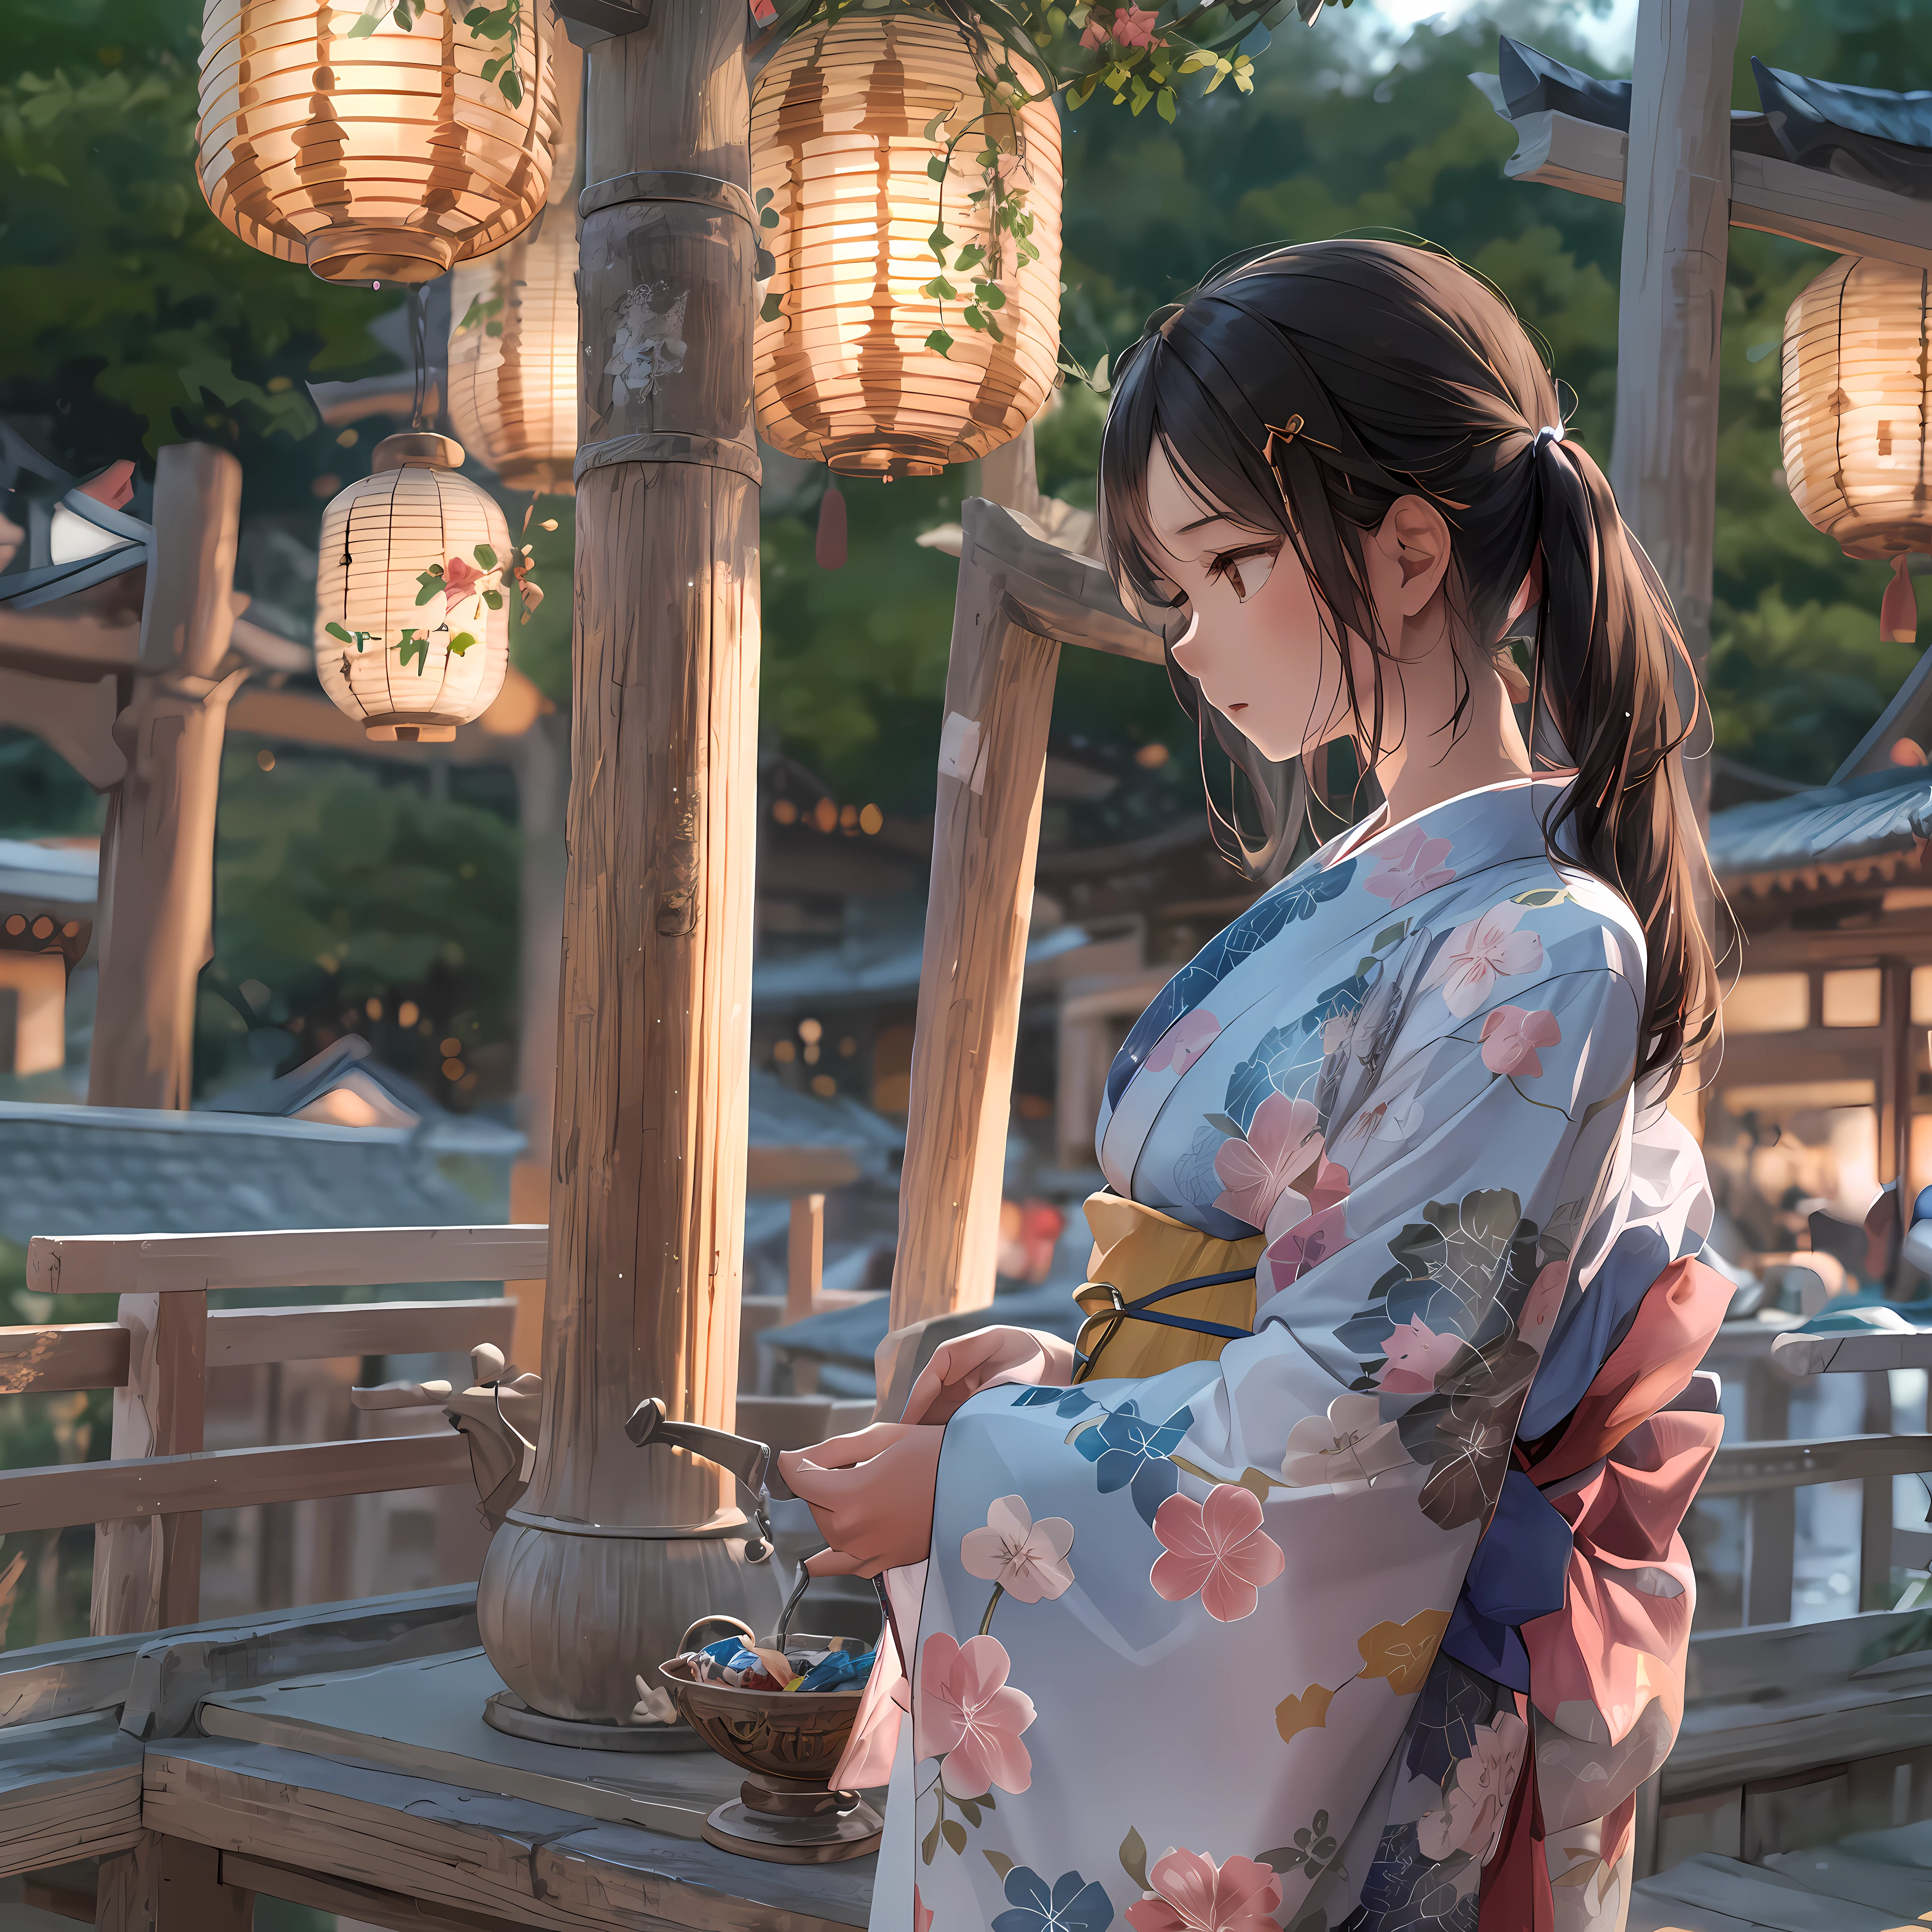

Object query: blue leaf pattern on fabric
[1104,860,1357,1109]
[1073,1400,1193,1525]
[1014,1387,1099,1418]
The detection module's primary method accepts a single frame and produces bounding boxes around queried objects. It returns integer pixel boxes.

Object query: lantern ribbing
[751,14,1062,479]
[313,434,511,741]
[197,0,561,284]
[448,219,581,495]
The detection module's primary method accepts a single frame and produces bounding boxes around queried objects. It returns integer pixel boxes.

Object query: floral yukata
[851,777,1725,1932]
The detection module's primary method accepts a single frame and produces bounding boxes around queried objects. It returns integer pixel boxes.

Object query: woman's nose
[1167,608,1203,671]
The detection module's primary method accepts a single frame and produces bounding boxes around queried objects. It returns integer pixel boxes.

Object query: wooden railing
[1700,1430,1932,1626]
[7,1224,543,1636]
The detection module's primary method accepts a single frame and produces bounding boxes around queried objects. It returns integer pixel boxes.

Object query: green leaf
[941,1819,967,1855]
[922,110,949,140]
[754,186,774,208]
[951,243,986,272]
[473,544,499,567]
[974,279,1006,311]
[919,277,958,302]
[983,314,1004,342]
[415,583,439,606]
[1157,84,1177,122]
[324,621,353,643]
[481,53,507,80]
[499,68,524,108]
[1121,1828,1149,1892]
[957,1799,983,1827]
[926,156,948,183]
[920,1815,941,1866]
[482,589,504,610]
[1373,919,1409,950]
[963,305,986,332]
[395,628,428,672]
[926,328,954,357]
[760,206,779,228]
[759,292,784,323]
[928,225,952,255]
[985,1850,1016,1880]
[449,631,478,655]
[346,12,381,33]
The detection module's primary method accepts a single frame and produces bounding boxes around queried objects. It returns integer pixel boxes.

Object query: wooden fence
[6,1225,542,1636]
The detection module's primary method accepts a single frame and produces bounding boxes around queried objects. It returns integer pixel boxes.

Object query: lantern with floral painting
[1781,255,1932,644]
[749,12,1063,479]
[196,0,561,285]
[447,217,580,494]
[313,433,542,741]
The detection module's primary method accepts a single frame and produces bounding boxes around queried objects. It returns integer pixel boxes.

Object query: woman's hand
[900,1325,1078,1426]
[778,1424,943,1577]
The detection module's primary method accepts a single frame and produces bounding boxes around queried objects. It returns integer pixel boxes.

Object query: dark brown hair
[1096,238,1718,1092]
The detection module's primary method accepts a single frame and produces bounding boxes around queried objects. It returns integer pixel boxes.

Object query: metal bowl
[657,1630,870,1786]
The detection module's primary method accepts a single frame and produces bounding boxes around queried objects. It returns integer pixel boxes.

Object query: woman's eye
[1209,545,1278,603]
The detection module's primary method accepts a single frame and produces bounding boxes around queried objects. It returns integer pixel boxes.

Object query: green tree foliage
[200,751,520,1103]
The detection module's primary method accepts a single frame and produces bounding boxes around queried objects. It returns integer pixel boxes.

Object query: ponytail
[1097,237,1722,1094]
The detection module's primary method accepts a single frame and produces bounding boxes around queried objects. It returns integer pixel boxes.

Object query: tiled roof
[0,1101,493,1245]
[1706,764,1932,894]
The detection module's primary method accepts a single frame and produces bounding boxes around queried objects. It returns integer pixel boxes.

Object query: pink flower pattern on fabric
[1213,1093,1324,1243]
[1376,1315,1464,1394]
[1146,1009,1221,1076]
[1480,1004,1561,1079]
[914,1890,933,1932]
[1124,1848,1284,1932]
[1257,1199,1349,1297]
[1416,1710,1529,1864]
[959,1495,1075,1603]
[916,1633,1036,1798]
[1423,901,1544,1018]
[1149,1483,1285,1623]
[442,554,484,600]
[1364,824,1456,910]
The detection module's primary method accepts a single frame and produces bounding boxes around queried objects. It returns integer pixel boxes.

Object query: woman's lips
[1228,702,1249,716]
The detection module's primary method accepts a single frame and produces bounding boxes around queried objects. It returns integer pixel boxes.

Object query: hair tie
[1532,423,1566,454]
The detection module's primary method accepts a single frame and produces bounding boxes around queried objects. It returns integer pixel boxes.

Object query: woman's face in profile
[1141,439,1354,766]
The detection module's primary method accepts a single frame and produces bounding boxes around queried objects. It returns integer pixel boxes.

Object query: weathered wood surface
[0,1323,130,1396]
[1609,0,1742,841]
[1774,1325,1932,1375]
[203,1297,515,1370]
[146,1735,873,1932]
[88,441,246,1111]
[222,1852,536,1932]
[0,1583,477,1733]
[886,501,1065,1341]
[30,1226,549,1298]
[97,1832,253,1932]
[0,664,124,788]
[93,1292,207,1638]
[0,1433,470,1541]
[194,1648,736,1838]
[483,0,781,1726]
[0,1712,142,1880]
[1502,107,1932,273]
[746,1146,861,1197]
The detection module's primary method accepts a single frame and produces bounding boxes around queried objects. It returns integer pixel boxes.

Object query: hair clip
[1264,415,1304,464]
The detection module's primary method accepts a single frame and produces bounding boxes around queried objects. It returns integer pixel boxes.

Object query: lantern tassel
[816,475,847,571]
[1882,555,1919,645]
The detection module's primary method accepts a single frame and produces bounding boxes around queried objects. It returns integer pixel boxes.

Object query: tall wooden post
[475,0,778,1725]
[1608,0,1742,840]
[88,441,246,1109]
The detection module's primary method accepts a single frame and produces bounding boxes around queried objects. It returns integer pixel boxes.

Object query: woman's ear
[1369,494,1454,618]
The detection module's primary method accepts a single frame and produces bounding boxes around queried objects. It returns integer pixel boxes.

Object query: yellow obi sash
[1072,1192,1266,1383]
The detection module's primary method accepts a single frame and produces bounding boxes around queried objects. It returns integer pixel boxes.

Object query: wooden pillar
[96,1833,252,1932]
[88,441,246,1110]
[1607,0,1741,840]
[475,0,778,1725]
[91,1291,206,1637]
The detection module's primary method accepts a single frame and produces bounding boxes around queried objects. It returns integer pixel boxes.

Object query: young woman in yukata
[779,239,1732,1932]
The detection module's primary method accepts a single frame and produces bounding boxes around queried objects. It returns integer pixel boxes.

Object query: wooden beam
[0,1713,142,1882]
[0,666,124,791]
[743,1144,861,1196]
[1500,108,1932,274]
[0,1324,129,1396]
[29,1225,549,1298]
[220,1854,534,1932]
[203,1297,515,1370]
[0,1433,470,1541]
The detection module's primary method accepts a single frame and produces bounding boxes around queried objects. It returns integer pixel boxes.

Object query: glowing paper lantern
[314,433,510,741]
[447,217,580,494]
[1782,255,1932,641]
[751,14,1063,479]
[196,0,561,285]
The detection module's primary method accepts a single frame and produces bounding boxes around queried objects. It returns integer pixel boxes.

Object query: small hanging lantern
[313,434,514,741]
[197,0,561,285]
[1781,255,1932,642]
[447,217,580,494]
[751,13,1063,479]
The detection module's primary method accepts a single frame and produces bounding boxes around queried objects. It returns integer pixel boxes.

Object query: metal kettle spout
[624,1397,791,1561]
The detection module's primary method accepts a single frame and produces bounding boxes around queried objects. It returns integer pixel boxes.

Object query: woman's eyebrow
[1177,511,1239,533]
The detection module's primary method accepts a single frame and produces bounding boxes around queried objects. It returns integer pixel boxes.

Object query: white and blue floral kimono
[861,777,1716,1932]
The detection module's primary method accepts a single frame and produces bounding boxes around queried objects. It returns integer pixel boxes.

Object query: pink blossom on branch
[442,554,484,599]
[1124,1849,1283,1932]
[1110,5,1161,46]
[1149,1482,1284,1623]
[916,1632,1036,1798]
[1479,1004,1561,1079]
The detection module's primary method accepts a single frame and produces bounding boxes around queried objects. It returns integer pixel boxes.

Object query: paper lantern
[751,14,1063,479]
[447,216,579,494]
[314,433,510,741]
[197,0,560,285]
[1782,255,1932,641]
